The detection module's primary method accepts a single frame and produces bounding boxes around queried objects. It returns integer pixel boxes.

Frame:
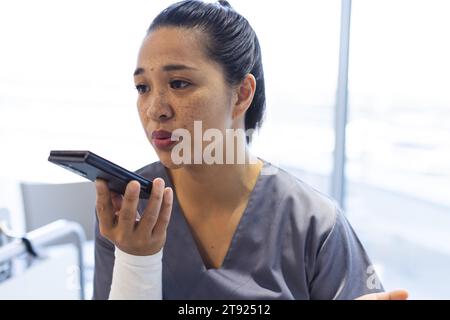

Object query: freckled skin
[135,27,238,168]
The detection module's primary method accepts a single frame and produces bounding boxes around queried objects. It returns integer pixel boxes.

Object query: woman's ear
[232,73,256,120]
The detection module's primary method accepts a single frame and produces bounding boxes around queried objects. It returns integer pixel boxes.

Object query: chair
[20,181,96,241]
[19,181,97,298]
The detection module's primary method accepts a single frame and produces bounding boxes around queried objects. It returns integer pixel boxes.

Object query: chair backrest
[20,182,96,240]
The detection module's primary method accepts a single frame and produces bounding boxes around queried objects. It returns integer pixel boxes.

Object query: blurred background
[0,0,449,299]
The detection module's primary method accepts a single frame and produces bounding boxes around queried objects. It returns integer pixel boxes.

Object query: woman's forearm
[109,247,163,300]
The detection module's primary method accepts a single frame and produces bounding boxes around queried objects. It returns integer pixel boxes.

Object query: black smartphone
[48,150,152,199]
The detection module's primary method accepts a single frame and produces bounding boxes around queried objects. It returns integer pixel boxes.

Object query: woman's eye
[135,84,149,95]
[170,80,190,89]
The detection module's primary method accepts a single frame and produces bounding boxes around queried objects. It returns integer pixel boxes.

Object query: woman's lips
[152,130,172,139]
[151,130,177,149]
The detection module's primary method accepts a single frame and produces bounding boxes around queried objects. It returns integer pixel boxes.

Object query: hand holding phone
[95,177,173,256]
[48,150,173,255]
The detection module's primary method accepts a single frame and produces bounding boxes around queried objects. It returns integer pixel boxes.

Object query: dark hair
[148,0,266,143]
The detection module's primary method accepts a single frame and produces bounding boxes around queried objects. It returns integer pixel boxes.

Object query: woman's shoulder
[134,161,167,181]
[260,159,340,232]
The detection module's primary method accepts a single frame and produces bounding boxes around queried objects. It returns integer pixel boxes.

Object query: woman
[93,0,407,300]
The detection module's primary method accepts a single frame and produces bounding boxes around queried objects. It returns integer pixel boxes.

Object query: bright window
[346,0,450,299]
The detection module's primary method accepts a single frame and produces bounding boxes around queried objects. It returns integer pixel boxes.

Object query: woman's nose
[147,93,174,122]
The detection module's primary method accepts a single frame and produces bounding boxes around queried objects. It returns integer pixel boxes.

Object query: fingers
[152,187,173,237]
[118,180,141,229]
[95,179,115,233]
[356,289,409,300]
[386,289,409,300]
[139,178,165,231]
[111,192,123,213]
[100,177,172,255]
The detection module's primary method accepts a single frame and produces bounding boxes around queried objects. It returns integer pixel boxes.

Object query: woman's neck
[168,151,263,217]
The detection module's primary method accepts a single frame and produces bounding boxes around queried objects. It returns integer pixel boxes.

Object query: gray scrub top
[93,160,383,300]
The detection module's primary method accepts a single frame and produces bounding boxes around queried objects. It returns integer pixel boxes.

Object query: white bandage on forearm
[109,247,163,300]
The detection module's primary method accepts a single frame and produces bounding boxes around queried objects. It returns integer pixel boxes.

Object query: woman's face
[134,27,236,168]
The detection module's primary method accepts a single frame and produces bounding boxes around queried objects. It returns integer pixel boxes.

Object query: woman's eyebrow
[133,64,198,77]
[134,68,145,77]
[162,64,198,72]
